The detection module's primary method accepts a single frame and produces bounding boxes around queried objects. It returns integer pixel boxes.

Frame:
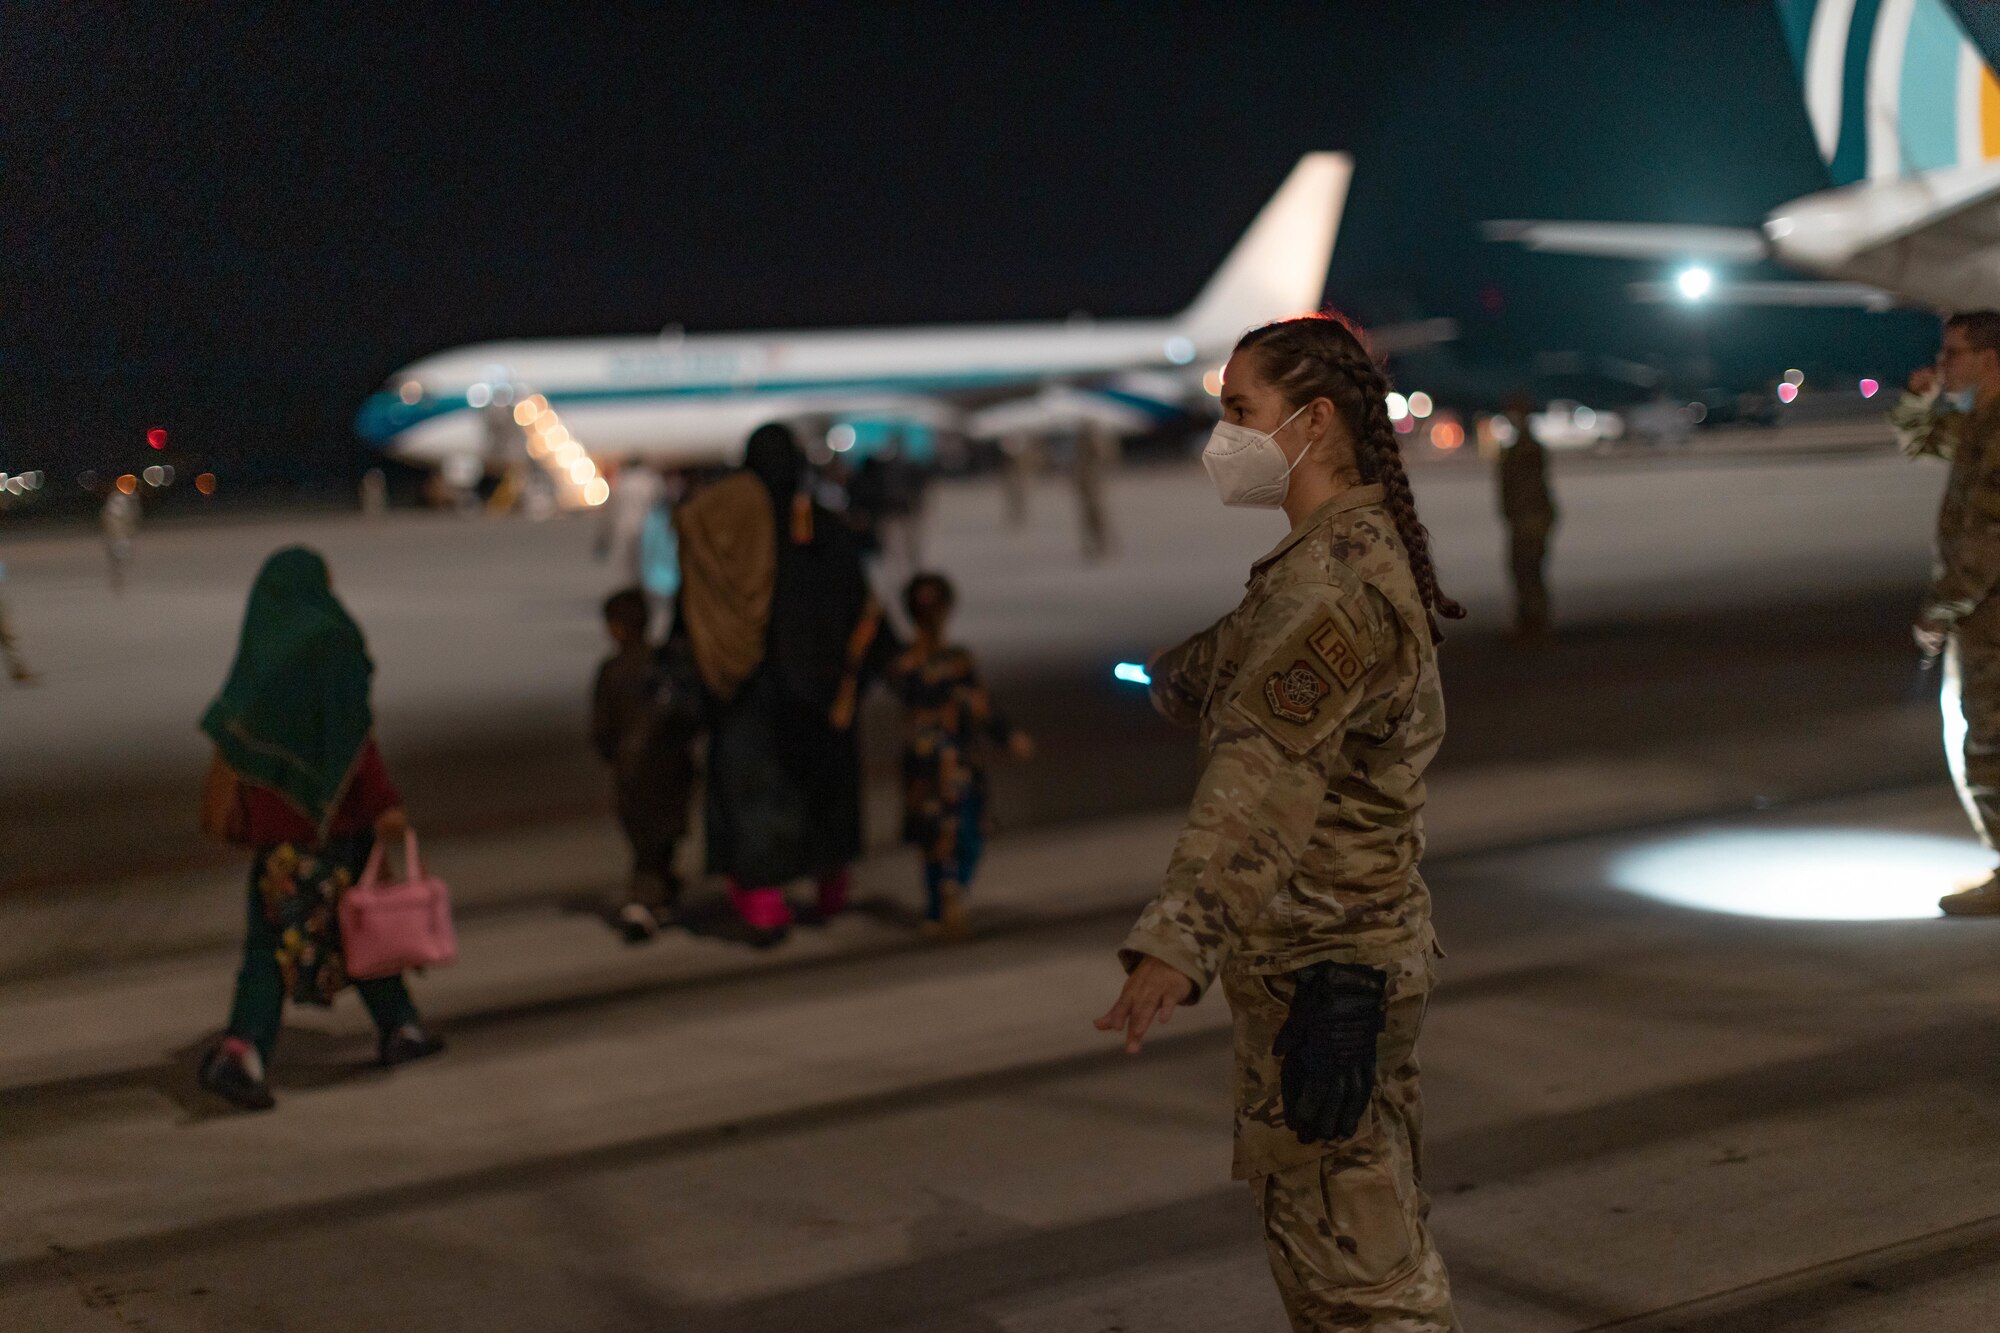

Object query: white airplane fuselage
[357,152,1353,477]
[366,317,1194,467]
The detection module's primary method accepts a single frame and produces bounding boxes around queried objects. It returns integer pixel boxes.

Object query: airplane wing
[1481,221,1770,263]
[1626,278,1898,309]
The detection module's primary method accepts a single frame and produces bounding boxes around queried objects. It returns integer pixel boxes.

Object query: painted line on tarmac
[1576,1206,2000,1331]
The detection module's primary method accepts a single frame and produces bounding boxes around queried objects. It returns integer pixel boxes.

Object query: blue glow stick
[1113,662,1151,686]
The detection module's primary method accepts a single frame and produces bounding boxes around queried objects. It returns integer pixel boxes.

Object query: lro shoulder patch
[1264,661,1331,724]
[1307,617,1368,690]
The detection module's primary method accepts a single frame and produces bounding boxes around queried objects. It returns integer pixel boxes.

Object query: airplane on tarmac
[1488,0,2000,316]
[356,153,1453,507]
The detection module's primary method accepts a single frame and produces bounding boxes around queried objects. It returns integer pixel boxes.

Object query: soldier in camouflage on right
[1096,313,1462,1331]
[1896,311,2000,915]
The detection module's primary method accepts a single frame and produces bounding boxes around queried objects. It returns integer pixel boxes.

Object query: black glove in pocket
[1271,961,1387,1144]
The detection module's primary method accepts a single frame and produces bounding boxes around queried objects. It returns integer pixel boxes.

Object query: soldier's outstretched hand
[1095,955,1196,1054]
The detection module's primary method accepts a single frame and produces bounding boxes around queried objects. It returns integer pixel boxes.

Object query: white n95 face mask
[1201,403,1311,508]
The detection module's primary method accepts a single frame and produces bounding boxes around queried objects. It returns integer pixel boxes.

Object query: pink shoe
[728,881,794,931]
[816,868,851,917]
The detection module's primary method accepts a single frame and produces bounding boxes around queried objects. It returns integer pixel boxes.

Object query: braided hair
[1235,312,1466,638]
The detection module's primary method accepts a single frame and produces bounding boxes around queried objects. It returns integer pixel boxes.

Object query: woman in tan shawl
[673,423,892,938]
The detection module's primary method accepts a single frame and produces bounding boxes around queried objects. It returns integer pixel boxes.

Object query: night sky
[7,2,1957,488]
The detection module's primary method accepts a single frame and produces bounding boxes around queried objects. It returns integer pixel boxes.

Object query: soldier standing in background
[1902,312,2000,915]
[1497,393,1556,639]
[1096,314,1462,1331]
[1073,421,1116,562]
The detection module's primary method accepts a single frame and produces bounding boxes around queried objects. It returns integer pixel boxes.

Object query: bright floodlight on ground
[1113,662,1151,685]
[1676,266,1714,301]
[1608,828,1986,920]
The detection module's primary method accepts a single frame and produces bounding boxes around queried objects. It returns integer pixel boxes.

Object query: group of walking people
[590,422,1032,945]
[191,423,1029,1115]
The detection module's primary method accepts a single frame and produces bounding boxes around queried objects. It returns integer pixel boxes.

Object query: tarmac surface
[5,448,1998,1331]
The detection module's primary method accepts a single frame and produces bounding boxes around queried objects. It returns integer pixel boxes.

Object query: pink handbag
[339,831,458,981]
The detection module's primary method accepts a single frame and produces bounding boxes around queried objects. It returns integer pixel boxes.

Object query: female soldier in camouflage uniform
[1095,313,1463,1331]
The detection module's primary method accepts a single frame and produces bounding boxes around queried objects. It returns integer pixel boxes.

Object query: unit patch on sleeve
[1263,660,1332,725]
[1306,617,1368,690]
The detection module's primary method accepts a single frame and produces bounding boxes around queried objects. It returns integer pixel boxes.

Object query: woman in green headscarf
[196,547,444,1111]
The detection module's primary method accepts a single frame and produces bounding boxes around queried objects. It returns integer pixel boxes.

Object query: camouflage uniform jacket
[1119,484,1444,996]
[1889,388,1961,461]
[1925,395,2000,628]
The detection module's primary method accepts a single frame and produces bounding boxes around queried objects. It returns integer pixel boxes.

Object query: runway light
[1778,382,1799,404]
[146,428,168,450]
[466,383,493,409]
[1408,392,1434,419]
[1113,662,1152,685]
[1676,266,1714,301]
[1784,368,1805,387]
[584,477,611,506]
[1609,828,1988,920]
[1860,378,1880,399]
[1164,336,1196,365]
[1386,393,1410,421]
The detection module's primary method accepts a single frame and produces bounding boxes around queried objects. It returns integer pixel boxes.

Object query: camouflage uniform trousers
[1226,953,1459,1333]
[1944,606,2000,850]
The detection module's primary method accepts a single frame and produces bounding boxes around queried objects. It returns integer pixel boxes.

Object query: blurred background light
[1860,378,1880,398]
[1676,266,1713,301]
[1408,391,1434,419]
[1778,382,1799,404]
[1609,829,1983,920]
[1385,392,1409,421]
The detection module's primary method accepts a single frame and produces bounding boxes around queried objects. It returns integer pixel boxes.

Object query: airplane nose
[355,390,419,444]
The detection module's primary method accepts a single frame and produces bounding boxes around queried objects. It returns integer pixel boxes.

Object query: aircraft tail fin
[1177,152,1350,354]
[1777,0,2000,185]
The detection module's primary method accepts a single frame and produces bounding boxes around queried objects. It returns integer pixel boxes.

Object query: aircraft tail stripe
[1800,0,1859,163]
[1833,0,1884,184]
[1867,0,1915,179]
[1897,0,1959,172]
[1982,59,2000,157]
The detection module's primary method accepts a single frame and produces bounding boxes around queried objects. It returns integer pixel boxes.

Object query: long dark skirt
[705,670,863,887]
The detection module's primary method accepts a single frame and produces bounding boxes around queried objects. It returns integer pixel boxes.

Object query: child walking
[591,588,701,942]
[888,573,1032,939]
